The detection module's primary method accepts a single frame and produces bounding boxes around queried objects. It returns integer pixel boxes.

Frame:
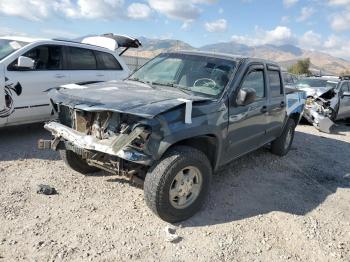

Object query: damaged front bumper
[40,122,153,166]
[303,107,334,133]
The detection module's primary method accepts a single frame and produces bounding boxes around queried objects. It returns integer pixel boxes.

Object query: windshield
[296,79,338,89]
[0,39,29,61]
[129,53,237,97]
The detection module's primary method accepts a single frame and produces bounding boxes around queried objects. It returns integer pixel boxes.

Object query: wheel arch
[160,134,221,171]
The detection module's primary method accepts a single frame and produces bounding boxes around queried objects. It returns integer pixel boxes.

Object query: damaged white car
[295,77,350,132]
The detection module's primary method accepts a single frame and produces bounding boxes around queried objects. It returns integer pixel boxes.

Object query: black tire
[144,146,212,223]
[59,150,99,174]
[271,119,296,156]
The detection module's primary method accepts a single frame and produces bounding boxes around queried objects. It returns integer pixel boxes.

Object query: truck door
[264,66,286,143]
[5,44,70,124]
[337,82,350,120]
[223,64,268,163]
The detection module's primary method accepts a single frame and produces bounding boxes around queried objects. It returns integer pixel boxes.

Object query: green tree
[288,58,311,76]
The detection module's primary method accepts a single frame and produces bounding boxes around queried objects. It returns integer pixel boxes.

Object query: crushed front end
[40,104,155,179]
[302,88,339,133]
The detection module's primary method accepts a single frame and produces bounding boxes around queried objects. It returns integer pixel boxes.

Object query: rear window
[95,51,122,70]
[268,70,283,97]
[68,47,97,70]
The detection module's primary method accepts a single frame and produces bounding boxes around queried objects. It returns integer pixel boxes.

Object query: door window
[268,70,283,97]
[8,45,62,70]
[95,51,122,70]
[241,70,265,98]
[341,82,350,92]
[68,47,97,70]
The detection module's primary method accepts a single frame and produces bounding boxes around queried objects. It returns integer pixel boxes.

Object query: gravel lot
[0,122,349,262]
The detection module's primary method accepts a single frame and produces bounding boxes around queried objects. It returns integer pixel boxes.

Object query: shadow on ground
[183,127,350,227]
[0,123,59,161]
[1,123,349,228]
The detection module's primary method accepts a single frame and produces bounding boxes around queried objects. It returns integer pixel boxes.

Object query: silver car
[295,76,350,132]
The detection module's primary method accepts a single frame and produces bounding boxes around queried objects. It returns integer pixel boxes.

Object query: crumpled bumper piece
[44,122,152,165]
[304,108,334,133]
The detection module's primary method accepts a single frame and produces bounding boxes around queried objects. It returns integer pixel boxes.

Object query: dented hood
[48,80,209,119]
[296,85,334,97]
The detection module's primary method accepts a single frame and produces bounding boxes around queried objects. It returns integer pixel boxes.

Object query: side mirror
[236,88,256,106]
[17,56,34,69]
[342,91,350,97]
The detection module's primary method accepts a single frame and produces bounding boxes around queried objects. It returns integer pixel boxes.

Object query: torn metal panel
[44,122,152,164]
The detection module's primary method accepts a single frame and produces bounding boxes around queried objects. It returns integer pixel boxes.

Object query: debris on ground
[164,226,182,243]
[36,184,57,195]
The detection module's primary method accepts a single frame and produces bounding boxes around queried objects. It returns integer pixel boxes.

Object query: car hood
[48,80,210,119]
[296,85,333,97]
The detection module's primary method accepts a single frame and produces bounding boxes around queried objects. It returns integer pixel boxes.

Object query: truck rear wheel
[59,150,99,174]
[271,119,296,156]
[144,146,212,223]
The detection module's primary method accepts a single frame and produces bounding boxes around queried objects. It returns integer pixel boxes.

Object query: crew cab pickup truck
[39,51,305,222]
[0,34,141,127]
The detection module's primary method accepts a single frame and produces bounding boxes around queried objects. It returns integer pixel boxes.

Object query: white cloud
[0,0,125,20]
[322,35,350,59]
[281,16,290,23]
[330,10,350,31]
[328,0,350,5]
[232,26,296,46]
[0,0,52,21]
[283,0,299,8]
[127,3,151,19]
[148,0,216,22]
[57,0,124,19]
[299,30,322,49]
[204,19,227,33]
[297,7,314,22]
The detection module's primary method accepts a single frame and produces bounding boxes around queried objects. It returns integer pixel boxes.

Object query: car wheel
[271,119,296,156]
[59,150,99,174]
[144,146,212,223]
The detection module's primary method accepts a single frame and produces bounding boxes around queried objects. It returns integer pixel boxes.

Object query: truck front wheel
[271,119,296,156]
[144,146,212,223]
[59,150,99,174]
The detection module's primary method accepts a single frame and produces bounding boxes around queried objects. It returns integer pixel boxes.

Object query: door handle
[96,74,105,77]
[261,106,268,113]
[55,74,65,79]
[280,101,286,108]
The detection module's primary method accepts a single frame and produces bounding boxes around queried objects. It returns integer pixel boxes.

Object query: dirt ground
[0,122,349,262]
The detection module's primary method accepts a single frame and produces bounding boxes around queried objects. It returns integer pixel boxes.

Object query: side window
[268,70,283,97]
[95,51,122,70]
[341,82,350,92]
[8,45,62,70]
[241,70,265,98]
[68,47,97,70]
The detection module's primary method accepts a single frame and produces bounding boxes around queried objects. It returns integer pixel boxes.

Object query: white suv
[0,34,140,127]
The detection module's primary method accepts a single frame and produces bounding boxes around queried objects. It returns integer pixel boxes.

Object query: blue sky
[0,0,350,58]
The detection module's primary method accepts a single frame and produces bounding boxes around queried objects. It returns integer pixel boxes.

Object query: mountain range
[125,37,350,75]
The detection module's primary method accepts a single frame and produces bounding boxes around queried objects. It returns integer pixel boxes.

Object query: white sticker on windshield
[9,41,21,50]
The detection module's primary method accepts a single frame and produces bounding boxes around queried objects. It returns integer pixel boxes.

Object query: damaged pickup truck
[295,77,350,133]
[39,51,305,222]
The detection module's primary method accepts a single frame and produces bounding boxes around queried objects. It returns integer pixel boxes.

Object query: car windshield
[0,39,29,61]
[129,53,237,97]
[296,79,338,89]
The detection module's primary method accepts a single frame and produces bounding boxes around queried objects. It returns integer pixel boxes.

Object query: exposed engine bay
[40,105,153,179]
